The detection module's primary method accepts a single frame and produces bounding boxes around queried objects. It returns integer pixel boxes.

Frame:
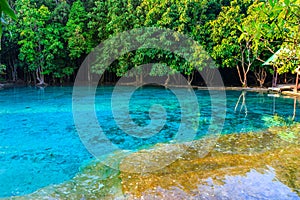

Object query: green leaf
[269,0,275,7]
[0,21,2,36]
[0,0,16,20]
[237,25,243,32]
[284,0,290,5]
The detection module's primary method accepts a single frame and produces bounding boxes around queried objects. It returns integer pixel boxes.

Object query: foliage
[17,0,64,84]
[65,0,88,59]
[242,0,300,75]
[0,0,299,86]
[0,0,16,37]
[210,0,258,87]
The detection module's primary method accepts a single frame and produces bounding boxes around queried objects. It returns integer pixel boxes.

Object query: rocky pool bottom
[8,123,300,200]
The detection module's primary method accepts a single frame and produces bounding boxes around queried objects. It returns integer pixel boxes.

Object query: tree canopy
[0,0,298,87]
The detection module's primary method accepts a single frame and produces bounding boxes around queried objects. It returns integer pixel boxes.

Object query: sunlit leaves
[15,0,70,83]
[88,0,222,80]
[209,0,263,87]
[242,0,299,74]
[0,0,16,37]
[3,0,298,85]
[65,0,88,59]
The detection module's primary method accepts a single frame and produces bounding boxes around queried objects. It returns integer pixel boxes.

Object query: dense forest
[0,0,299,87]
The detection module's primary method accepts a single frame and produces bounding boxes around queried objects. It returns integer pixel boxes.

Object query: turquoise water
[0,86,299,197]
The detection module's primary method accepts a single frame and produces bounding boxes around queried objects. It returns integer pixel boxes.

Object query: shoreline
[2,83,299,99]
[282,91,300,98]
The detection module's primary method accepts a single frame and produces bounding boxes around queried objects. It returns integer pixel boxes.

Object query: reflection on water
[234,90,248,116]
[293,98,297,120]
[269,92,299,120]
[139,168,299,200]
[1,87,300,198]
[198,168,299,199]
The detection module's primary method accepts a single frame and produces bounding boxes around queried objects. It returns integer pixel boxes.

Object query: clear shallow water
[140,168,300,199]
[0,86,299,197]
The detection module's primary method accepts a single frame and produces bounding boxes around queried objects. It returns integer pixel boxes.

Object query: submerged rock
[10,123,300,199]
[119,123,300,198]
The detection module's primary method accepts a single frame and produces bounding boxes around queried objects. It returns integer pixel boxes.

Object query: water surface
[0,86,299,197]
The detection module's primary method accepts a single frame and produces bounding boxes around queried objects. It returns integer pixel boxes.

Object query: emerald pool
[0,86,299,198]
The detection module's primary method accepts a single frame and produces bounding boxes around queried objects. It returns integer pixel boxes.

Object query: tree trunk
[32,71,36,85]
[187,71,194,86]
[294,71,299,93]
[87,56,91,84]
[236,65,247,87]
[36,66,47,86]
[164,74,170,86]
[273,68,278,87]
[12,58,17,82]
[236,43,253,88]
[254,67,267,88]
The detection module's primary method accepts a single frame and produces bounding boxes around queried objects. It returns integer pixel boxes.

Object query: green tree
[243,0,300,75]
[0,0,16,77]
[17,0,64,85]
[48,1,75,84]
[65,0,88,59]
[210,0,258,87]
